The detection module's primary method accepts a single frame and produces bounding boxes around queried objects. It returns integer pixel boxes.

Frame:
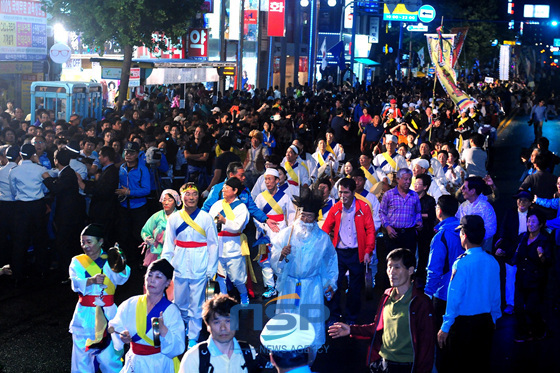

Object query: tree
[43,0,203,109]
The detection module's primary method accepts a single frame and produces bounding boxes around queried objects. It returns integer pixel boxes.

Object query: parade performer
[270,190,338,360]
[109,259,185,373]
[253,168,296,298]
[69,224,130,373]
[141,189,181,267]
[161,183,218,348]
[208,177,251,304]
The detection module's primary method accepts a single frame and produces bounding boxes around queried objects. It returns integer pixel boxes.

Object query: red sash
[175,240,207,248]
[130,341,161,355]
[79,295,114,307]
[218,231,241,237]
[267,214,284,222]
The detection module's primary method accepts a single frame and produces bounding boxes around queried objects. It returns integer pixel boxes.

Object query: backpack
[198,340,262,373]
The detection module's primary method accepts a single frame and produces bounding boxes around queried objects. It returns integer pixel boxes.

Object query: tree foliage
[43,0,203,107]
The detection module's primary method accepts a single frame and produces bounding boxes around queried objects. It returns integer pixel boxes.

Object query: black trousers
[330,247,364,322]
[386,227,417,253]
[118,204,148,265]
[12,200,48,280]
[0,201,15,266]
[514,286,546,339]
[433,297,447,373]
[441,313,494,373]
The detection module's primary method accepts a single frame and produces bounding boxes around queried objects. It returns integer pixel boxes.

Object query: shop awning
[89,57,236,85]
[354,58,380,66]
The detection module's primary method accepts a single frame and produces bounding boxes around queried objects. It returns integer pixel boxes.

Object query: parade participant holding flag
[208,177,251,305]
[161,183,218,349]
[270,190,338,361]
[69,224,130,373]
[253,168,296,298]
[109,259,185,373]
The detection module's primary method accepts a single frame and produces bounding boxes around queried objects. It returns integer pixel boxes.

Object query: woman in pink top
[358,107,372,134]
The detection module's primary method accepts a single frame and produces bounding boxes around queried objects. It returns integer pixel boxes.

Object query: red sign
[299,57,308,73]
[0,0,46,17]
[187,28,208,59]
[268,0,285,37]
[201,0,213,13]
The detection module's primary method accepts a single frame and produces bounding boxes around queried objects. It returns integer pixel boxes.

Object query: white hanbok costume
[254,187,296,288]
[161,207,218,342]
[208,197,250,293]
[270,221,338,347]
[109,295,185,373]
[69,254,130,373]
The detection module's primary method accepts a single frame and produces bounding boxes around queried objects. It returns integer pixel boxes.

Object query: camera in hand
[146,146,162,165]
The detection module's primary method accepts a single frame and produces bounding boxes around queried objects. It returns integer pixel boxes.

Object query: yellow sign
[503,40,516,45]
[383,4,418,22]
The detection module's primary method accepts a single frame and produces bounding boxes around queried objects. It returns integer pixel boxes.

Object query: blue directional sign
[418,5,436,23]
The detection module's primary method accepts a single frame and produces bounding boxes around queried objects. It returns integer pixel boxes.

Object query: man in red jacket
[322,177,375,325]
[329,248,435,373]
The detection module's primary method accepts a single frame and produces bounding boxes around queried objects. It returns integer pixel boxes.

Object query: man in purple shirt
[379,168,422,253]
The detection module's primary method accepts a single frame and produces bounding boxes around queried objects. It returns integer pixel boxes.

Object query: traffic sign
[418,5,436,23]
[407,24,428,32]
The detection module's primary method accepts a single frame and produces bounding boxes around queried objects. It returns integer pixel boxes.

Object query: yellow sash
[458,117,469,128]
[361,166,378,185]
[135,295,180,372]
[285,162,299,185]
[221,200,249,256]
[317,152,326,166]
[355,193,373,212]
[222,199,235,220]
[457,135,463,152]
[411,118,419,130]
[326,142,334,154]
[76,254,115,295]
[382,152,398,171]
[135,295,155,346]
[261,190,284,215]
[179,208,207,237]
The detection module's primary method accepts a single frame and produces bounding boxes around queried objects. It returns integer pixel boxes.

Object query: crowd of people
[0,73,559,373]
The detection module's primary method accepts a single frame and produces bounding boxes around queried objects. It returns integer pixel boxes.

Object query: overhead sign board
[268,0,285,37]
[418,5,436,23]
[407,24,428,32]
[0,0,47,61]
[383,3,418,22]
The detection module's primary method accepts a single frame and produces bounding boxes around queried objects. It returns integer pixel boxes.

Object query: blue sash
[379,152,398,169]
[176,208,201,236]
[261,189,286,215]
[131,297,172,342]
[218,199,243,218]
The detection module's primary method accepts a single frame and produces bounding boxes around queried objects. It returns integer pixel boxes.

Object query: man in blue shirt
[425,195,463,372]
[438,215,501,373]
[9,144,49,284]
[116,142,151,264]
[530,99,548,141]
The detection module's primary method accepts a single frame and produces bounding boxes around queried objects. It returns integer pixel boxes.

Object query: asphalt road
[1,113,560,372]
